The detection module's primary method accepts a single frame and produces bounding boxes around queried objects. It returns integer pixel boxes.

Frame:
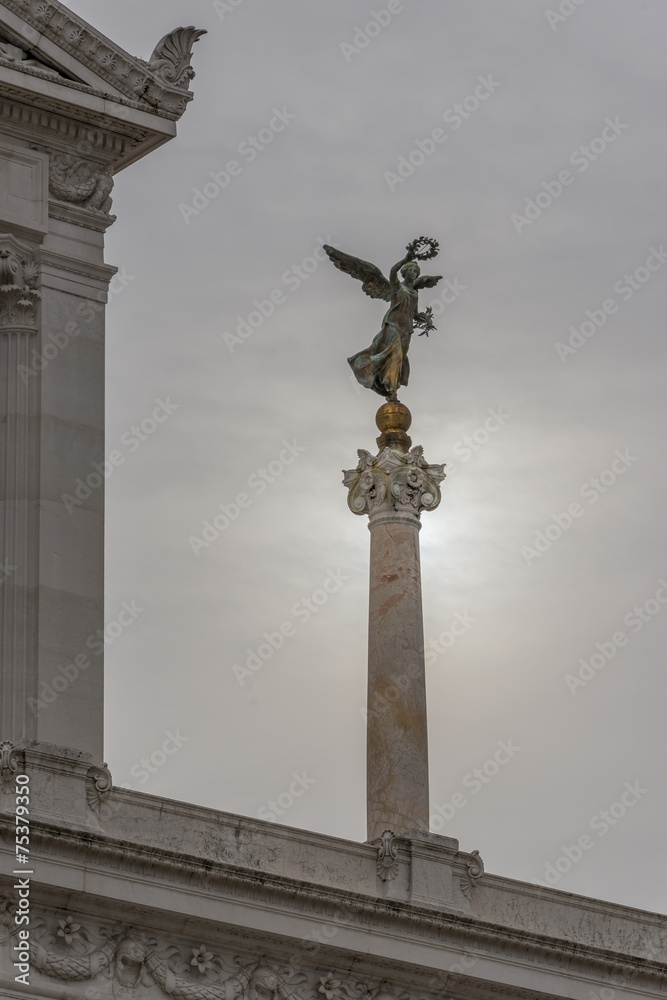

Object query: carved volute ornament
[344,441,445,525]
[0,235,40,332]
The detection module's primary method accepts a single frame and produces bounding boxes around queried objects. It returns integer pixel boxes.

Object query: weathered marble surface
[367,516,429,842]
[0,750,665,1000]
[344,444,445,842]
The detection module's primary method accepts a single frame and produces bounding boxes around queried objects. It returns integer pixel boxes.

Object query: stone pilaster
[344,413,445,843]
[0,3,204,763]
[0,234,41,744]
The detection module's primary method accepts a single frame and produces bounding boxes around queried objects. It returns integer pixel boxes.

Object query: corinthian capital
[343,445,445,521]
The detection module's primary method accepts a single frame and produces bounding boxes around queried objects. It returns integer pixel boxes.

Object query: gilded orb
[375,400,413,453]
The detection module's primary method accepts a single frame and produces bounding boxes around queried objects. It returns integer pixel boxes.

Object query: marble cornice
[0,78,175,171]
[0,816,665,989]
[0,0,203,120]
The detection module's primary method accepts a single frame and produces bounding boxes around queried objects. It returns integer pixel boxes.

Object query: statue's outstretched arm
[389,254,411,289]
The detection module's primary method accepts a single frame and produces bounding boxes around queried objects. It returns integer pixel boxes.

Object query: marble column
[344,402,445,842]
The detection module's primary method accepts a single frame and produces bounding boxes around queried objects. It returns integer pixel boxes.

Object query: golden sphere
[375,400,412,435]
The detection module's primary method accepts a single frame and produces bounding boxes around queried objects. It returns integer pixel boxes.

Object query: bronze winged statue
[323,237,442,401]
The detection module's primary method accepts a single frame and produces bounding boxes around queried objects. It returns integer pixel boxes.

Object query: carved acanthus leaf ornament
[0,236,40,331]
[343,446,445,519]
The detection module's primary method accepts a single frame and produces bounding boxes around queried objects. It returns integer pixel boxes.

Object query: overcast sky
[65,0,666,915]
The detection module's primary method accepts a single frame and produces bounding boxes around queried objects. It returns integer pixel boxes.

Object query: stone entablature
[0,745,665,1000]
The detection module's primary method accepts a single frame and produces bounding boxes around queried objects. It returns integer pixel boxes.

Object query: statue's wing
[413,274,443,290]
[323,246,392,301]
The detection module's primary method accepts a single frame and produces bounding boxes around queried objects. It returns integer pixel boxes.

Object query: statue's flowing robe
[348,283,418,398]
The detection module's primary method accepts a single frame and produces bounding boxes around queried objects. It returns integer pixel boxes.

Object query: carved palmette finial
[376,830,399,882]
[149,27,207,90]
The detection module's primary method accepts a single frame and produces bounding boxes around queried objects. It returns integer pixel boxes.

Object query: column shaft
[0,328,39,740]
[367,514,429,842]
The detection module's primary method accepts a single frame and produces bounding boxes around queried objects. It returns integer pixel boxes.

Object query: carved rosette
[0,235,40,332]
[343,446,445,525]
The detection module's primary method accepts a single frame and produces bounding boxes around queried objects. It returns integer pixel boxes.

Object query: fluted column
[0,235,41,742]
[344,402,445,842]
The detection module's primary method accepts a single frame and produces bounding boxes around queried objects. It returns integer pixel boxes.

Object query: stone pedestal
[344,403,445,842]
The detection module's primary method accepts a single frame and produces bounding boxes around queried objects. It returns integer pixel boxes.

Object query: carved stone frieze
[0,234,40,331]
[343,446,445,521]
[0,1,206,119]
[0,902,413,1000]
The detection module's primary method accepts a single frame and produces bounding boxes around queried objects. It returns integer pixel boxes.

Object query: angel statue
[323,237,442,400]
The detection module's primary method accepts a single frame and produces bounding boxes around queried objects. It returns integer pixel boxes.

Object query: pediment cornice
[0,0,205,120]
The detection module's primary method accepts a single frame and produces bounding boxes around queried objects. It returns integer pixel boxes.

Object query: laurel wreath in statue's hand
[406,236,440,261]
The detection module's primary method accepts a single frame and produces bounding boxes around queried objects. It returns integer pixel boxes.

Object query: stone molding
[0,231,40,331]
[0,1,205,119]
[343,446,445,521]
[0,814,664,989]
